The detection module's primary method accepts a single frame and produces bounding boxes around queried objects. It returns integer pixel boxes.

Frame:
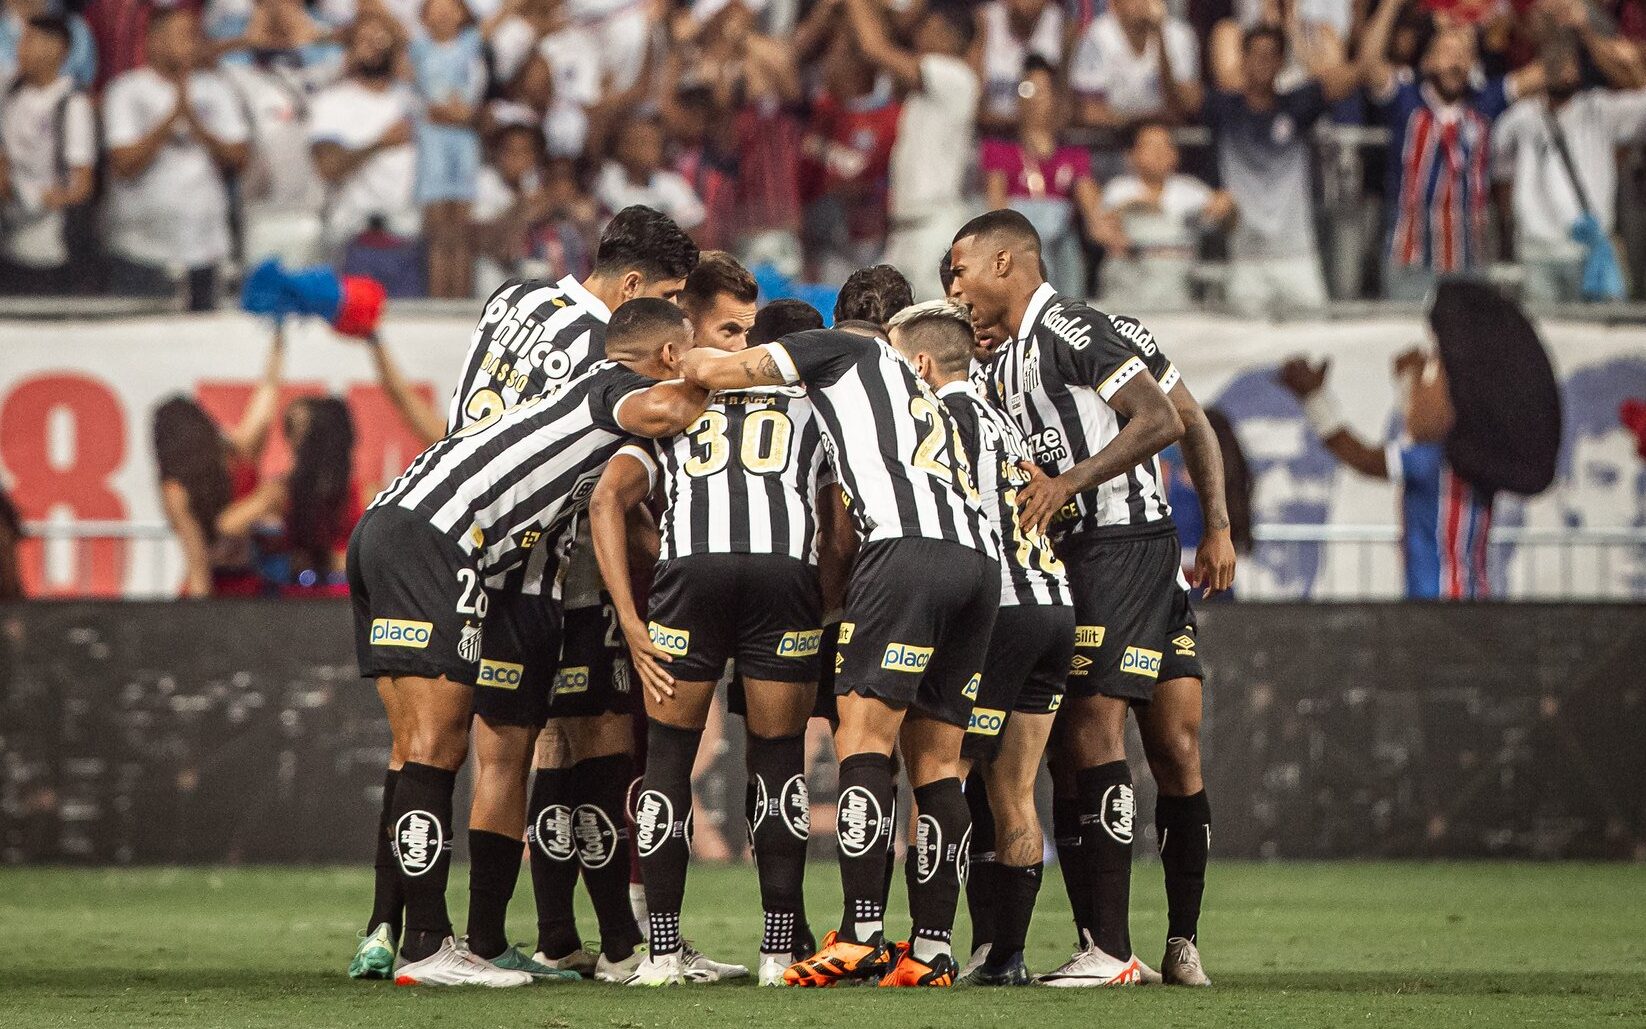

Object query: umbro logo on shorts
[1075,625,1106,648]
[967,707,1005,736]
[1121,646,1163,678]
[648,622,690,656]
[1069,654,1093,676]
[370,618,432,648]
[478,659,523,689]
[881,642,932,672]
[776,630,823,658]
[554,666,591,695]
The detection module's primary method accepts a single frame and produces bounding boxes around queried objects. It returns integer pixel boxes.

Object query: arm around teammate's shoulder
[679,344,794,391]
[612,379,712,439]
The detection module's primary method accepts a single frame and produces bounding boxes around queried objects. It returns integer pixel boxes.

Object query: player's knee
[405,727,468,770]
[1147,730,1202,794]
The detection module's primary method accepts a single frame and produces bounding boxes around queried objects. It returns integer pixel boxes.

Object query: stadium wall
[2,313,1645,600]
[3,600,1641,864]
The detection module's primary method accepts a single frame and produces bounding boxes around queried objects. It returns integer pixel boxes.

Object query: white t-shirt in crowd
[593,161,706,229]
[307,77,420,244]
[102,66,249,268]
[1,75,95,267]
[978,0,1063,121]
[1069,13,1199,120]
[222,63,325,217]
[539,26,603,108]
[1492,88,1646,254]
[888,53,979,222]
[487,96,590,158]
[1102,172,1213,255]
[473,164,529,223]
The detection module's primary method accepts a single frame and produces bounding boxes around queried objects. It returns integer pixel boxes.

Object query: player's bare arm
[588,452,676,702]
[1016,374,1185,534]
[679,346,788,390]
[1278,357,1389,478]
[1168,379,1237,595]
[815,483,859,615]
[615,380,713,439]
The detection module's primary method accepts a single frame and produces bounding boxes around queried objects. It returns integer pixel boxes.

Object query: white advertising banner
[1,311,1642,598]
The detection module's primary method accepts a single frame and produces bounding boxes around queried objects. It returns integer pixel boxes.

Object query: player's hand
[1277,356,1328,399]
[1015,461,1071,537]
[622,620,676,702]
[1192,527,1237,597]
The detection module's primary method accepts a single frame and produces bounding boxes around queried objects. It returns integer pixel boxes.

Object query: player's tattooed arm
[679,346,790,391]
[1168,379,1236,596]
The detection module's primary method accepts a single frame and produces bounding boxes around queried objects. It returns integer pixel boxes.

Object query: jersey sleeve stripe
[1157,362,1181,395]
[615,443,659,491]
[609,387,648,426]
[1096,356,1148,402]
[764,342,801,385]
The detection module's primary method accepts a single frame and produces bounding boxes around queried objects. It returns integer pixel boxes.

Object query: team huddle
[345,203,1235,990]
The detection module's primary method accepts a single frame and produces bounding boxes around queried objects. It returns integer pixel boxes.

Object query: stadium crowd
[5,0,1646,311]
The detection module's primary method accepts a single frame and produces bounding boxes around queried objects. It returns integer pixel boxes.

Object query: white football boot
[1035,934,1144,988]
[624,950,685,986]
[595,946,647,983]
[1161,937,1212,986]
[958,944,991,979]
[393,937,533,987]
[531,946,598,979]
[681,942,750,982]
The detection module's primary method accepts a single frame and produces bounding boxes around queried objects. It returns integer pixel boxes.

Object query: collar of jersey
[559,274,612,322]
[935,380,975,399]
[1014,281,1058,346]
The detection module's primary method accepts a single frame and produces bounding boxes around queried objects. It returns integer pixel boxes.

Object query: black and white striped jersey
[985,282,1180,540]
[938,381,1070,607]
[376,361,654,579]
[646,388,829,563]
[447,275,612,432]
[762,330,998,558]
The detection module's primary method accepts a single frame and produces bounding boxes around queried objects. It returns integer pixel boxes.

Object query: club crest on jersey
[370,618,431,649]
[836,786,885,858]
[1041,302,1093,350]
[530,804,575,861]
[553,665,590,696]
[914,813,943,884]
[967,707,1005,737]
[1101,784,1135,844]
[776,629,822,658]
[648,622,690,657]
[394,810,444,877]
[1075,625,1106,648]
[1120,646,1163,678]
[478,659,523,689]
[571,803,620,869]
[612,659,632,695]
[633,790,675,858]
[881,642,932,673]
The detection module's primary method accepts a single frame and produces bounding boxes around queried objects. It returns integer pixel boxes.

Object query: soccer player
[884,299,1072,986]
[588,291,831,987]
[681,326,1001,988]
[347,299,709,987]
[834,264,914,327]
[948,209,1235,988]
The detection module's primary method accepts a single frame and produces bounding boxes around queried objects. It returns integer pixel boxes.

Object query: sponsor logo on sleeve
[967,707,1006,737]
[468,524,485,549]
[1172,633,1197,656]
[648,622,690,657]
[1042,302,1094,350]
[370,618,433,649]
[1074,625,1106,648]
[1120,646,1163,678]
[880,642,933,673]
[520,529,541,550]
[393,810,445,877]
[962,673,980,701]
[477,659,524,689]
[553,665,591,696]
[776,629,823,658]
[834,651,845,675]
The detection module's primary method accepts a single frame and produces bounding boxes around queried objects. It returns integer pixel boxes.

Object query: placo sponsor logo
[648,622,690,656]
[776,629,823,658]
[478,659,523,689]
[880,642,933,673]
[394,810,443,877]
[836,786,883,858]
[1120,646,1162,678]
[370,619,432,649]
[1101,784,1135,844]
[914,813,943,884]
[967,707,1005,736]
[1074,625,1106,648]
[553,665,591,695]
[1172,633,1197,656]
[962,673,980,701]
[529,804,575,861]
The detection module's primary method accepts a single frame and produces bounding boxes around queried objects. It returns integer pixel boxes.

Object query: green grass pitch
[3,861,1643,1028]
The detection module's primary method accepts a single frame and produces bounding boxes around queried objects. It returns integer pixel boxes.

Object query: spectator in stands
[1098,121,1234,310]
[1069,0,1203,129]
[1205,23,1358,316]
[153,330,284,598]
[594,111,707,232]
[980,56,1108,293]
[1208,0,1354,96]
[1359,0,1544,300]
[0,15,94,293]
[662,78,738,251]
[1,0,96,89]
[410,0,487,299]
[309,13,420,285]
[1493,36,1646,302]
[102,8,249,311]
[798,32,899,283]
[716,1,806,276]
[971,0,1064,136]
[219,0,329,266]
[843,0,979,300]
[485,53,590,162]
[472,123,597,292]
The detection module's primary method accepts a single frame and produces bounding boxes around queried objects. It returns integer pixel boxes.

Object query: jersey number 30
[684,409,795,478]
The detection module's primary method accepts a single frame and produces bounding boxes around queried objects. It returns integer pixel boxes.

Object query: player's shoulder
[1031,292,1128,351]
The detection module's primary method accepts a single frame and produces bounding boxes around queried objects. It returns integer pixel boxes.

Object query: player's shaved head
[835,265,914,328]
[750,299,824,346]
[951,208,1042,258]
[887,300,975,380]
[606,297,693,364]
[947,208,1047,343]
[833,319,885,337]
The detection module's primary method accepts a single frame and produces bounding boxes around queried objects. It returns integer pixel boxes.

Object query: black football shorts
[547,598,635,718]
[961,603,1075,762]
[471,586,560,728]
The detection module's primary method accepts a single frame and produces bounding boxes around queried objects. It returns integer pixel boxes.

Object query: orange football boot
[782,930,893,987]
[878,942,959,987]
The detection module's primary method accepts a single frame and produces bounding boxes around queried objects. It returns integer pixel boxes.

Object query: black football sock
[391,762,457,962]
[367,768,404,940]
[984,862,1043,970]
[747,732,809,954]
[526,767,581,958]
[906,777,969,964]
[465,829,522,959]
[1077,761,1135,961]
[1156,790,1211,943]
[569,753,644,962]
[835,752,895,942]
[963,769,999,955]
[636,720,700,956]
[1051,776,1091,950]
